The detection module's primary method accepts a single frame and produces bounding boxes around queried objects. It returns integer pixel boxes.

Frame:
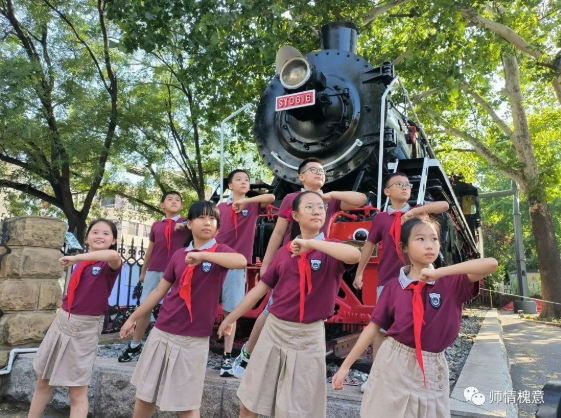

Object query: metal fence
[63,236,148,333]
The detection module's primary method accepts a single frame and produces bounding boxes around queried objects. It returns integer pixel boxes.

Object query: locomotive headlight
[276,45,312,91]
[280,57,311,90]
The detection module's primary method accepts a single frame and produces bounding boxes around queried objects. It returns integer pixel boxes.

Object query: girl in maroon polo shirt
[120,201,246,417]
[332,217,497,418]
[218,191,361,418]
[29,219,122,418]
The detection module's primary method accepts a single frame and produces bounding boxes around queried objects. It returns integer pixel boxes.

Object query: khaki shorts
[361,337,450,418]
[237,314,327,418]
[131,327,209,412]
[221,268,246,313]
[140,271,165,303]
[33,309,104,387]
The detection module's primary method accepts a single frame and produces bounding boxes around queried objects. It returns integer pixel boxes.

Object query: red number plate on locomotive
[275,90,315,111]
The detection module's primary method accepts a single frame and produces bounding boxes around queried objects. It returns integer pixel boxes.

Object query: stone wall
[0,217,66,368]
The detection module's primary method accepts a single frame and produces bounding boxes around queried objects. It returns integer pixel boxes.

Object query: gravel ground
[325,306,488,391]
[98,307,487,391]
[97,341,225,369]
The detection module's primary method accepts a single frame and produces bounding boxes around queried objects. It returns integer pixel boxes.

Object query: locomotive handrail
[377,76,400,209]
[271,138,363,172]
[270,152,299,170]
[323,138,363,168]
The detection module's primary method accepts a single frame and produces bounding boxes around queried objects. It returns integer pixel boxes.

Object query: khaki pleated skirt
[361,337,450,418]
[130,327,209,412]
[237,313,327,418]
[33,309,104,387]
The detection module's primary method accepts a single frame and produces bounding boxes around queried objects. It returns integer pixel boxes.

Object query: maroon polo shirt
[367,205,420,287]
[62,261,122,316]
[155,240,236,337]
[260,236,354,323]
[216,201,260,264]
[278,192,342,245]
[370,271,480,353]
[148,216,191,272]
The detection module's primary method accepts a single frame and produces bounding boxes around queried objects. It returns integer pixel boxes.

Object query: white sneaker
[361,381,367,393]
[232,343,250,379]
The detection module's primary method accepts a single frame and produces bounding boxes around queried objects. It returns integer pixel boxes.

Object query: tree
[0,0,119,242]
[108,0,561,317]
[107,0,277,200]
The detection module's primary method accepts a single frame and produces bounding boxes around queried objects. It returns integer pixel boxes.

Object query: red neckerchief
[164,219,174,258]
[229,206,238,238]
[67,261,97,318]
[406,280,427,387]
[178,243,219,322]
[389,211,405,263]
[285,242,313,322]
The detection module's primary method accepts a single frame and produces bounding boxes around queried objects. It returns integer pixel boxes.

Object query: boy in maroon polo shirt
[215,169,275,377]
[333,217,497,417]
[232,158,366,378]
[354,172,449,294]
[118,191,192,363]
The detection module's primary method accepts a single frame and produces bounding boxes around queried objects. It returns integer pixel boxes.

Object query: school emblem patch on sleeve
[91,266,101,276]
[242,210,249,217]
[429,293,442,309]
[310,260,322,271]
[202,262,212,273]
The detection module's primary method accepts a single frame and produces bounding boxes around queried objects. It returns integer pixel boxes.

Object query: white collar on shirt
[387,203,410,215]
[300,188,323,195]
[162,215,181,222]
[294,232,325,241]
[398,264,436,289]
[185,238,217,251]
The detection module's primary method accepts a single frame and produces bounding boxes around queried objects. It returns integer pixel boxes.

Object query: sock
[130,341,141,349]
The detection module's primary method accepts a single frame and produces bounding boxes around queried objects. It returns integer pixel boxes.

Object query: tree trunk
[67,212,88,246]
[527,197,561,318]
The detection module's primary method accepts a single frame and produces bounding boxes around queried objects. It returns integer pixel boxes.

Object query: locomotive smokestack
[320,21,358,54]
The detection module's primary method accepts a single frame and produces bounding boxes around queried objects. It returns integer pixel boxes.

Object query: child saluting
[29,219,122,418]
[121,201,246,417]
[333,216,497,418]
[219,191,361,418]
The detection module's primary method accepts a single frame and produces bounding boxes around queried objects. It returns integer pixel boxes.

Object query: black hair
[187,200,221,229]
[383,172,409,188]
[400,216,441,253]
[161,190,182,203]
[298,157,322,174]
[289,191,325,239]
[86,218,118,250]
[227,169,250,185]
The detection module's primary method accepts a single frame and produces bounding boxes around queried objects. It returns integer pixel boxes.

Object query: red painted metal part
[217,206,384,329]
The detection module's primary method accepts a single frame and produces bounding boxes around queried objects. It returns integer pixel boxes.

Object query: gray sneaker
[232,343,251,379]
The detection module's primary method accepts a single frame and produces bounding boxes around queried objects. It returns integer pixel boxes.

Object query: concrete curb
[450,310,518,418]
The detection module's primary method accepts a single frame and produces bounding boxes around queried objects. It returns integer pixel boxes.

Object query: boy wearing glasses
[231,157,366,378]
[353,172,449,293]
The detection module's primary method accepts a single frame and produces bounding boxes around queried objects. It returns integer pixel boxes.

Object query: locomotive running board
[327,333,361,358]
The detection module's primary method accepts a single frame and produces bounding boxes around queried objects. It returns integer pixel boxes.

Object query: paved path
[499,311,561,417]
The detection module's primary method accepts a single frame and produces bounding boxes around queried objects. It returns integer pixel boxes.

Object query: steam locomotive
[217,21,481,352]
